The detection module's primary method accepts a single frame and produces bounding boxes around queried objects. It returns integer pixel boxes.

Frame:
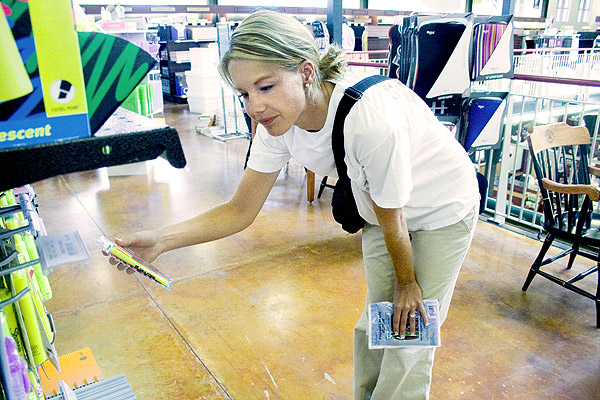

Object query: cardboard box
[0,0,91,150]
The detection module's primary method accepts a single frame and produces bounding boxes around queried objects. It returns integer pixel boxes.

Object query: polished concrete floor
[35,103,599,399]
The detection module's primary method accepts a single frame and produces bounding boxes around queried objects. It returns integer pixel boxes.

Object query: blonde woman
[118,11,479,399]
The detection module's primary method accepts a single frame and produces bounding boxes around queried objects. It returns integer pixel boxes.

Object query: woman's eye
[260,85,273,92]
[238,93,248,100]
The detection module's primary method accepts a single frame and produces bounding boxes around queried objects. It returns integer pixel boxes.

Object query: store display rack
[159,25,217,104]
[0,108,187,191]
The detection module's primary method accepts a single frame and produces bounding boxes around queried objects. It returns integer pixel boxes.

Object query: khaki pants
[354,207,477,400]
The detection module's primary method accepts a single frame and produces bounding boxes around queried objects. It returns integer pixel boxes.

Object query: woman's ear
[299,60,315,85]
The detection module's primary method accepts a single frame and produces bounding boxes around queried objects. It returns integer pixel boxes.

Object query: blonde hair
[218,10,347,100]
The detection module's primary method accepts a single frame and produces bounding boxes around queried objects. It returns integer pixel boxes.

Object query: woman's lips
[259,116,276,126]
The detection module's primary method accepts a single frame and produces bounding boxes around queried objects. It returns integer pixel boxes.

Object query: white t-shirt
[246,72,479,231]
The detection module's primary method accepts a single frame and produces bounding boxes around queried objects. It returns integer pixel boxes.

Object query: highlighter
[0,289,27,361]
[15,235,57,374]
[11,237,48,366]
[23,234,52,301]
[4,190,25,224]
[98,236,173,290]
[0,191,8,207]
[4,335,30,400]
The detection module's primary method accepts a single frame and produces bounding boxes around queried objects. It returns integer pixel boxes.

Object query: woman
[116,11,479,399]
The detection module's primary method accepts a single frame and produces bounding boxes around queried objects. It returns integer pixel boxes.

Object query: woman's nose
[245,95,266,114]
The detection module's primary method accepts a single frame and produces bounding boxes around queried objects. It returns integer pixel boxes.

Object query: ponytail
[319,44,347,82]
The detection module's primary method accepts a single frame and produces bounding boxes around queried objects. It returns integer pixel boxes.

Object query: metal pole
[465,0,473,13]
[327,0,343,46]
[502,0,515,15]
[540,0,550,18]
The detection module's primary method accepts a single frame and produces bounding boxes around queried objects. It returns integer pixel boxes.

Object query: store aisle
[35,104,599,400]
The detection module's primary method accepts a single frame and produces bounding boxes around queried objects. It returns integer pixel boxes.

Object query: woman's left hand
[392,281,429,339]
[370,202,429,337]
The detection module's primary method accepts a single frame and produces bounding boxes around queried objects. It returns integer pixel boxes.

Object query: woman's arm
[371,201,429,338]
[115,168,280,263]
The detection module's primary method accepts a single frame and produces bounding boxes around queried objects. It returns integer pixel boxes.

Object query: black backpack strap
[332,75,390,191]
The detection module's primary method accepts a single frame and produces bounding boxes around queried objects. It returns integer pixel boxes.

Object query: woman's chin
[264,123,290,137]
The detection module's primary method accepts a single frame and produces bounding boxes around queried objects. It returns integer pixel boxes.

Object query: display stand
[0,107,184,399]
[0,108,186,191]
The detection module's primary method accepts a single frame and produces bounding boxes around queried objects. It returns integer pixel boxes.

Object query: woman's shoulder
[334,73,420,114]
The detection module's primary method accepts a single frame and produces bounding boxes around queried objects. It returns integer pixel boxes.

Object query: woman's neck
[296,81,335,132]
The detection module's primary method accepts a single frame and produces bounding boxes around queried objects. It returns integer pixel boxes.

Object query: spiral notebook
[40,347,137,400]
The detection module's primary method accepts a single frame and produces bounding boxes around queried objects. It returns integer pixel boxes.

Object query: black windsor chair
[522,122,600,328]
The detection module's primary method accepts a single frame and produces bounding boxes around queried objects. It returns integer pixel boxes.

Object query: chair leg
[596,296,599,328]
[523,233,555,291]
[317,177,328,199]
[567,242,579,270]
[306,170,315,202]
[317,176,336,199]
[596,265,599,328]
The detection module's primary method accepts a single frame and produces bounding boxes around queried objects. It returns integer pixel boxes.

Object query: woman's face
[228,59,308,137]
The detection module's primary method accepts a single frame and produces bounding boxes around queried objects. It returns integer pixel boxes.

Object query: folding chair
[523,122,600,328]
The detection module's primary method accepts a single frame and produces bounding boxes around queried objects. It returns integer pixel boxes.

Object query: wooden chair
[523,122,600,328]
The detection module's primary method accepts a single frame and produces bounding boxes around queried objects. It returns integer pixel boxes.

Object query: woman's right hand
[112,231,165,273]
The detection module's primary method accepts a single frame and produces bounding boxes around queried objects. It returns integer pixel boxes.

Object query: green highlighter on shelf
[97,236,172,290]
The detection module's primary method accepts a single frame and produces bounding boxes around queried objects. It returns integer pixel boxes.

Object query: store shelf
[0,108,186,191]
[162,60,192,71]
[81,4,404,17]
[158,30,216,103]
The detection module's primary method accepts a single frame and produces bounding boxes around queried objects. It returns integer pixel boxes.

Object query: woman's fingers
[408,309,417,336]
[419,302,429,326]
[393,303,428,339]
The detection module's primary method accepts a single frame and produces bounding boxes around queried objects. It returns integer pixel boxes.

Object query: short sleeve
[359,129,413,209]
[246,125,292,173]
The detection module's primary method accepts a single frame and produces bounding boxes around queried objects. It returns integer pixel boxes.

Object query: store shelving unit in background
[158,25,218,104]
[0,108,187,192]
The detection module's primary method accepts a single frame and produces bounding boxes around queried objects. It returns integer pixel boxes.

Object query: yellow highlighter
[97,236,172,290]
[14,235,59,373]
[11,236,48,367]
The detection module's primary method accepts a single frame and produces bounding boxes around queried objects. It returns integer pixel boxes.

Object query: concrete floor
[35,103,599,399]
